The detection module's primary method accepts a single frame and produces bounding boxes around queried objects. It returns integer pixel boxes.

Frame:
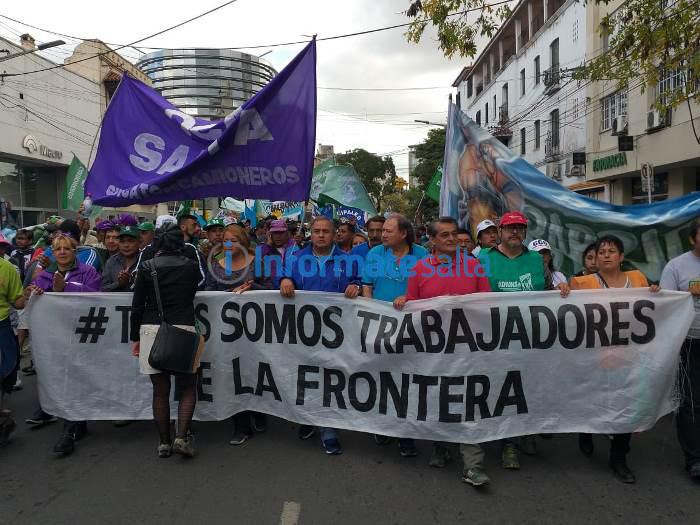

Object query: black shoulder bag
[147,258,202,374]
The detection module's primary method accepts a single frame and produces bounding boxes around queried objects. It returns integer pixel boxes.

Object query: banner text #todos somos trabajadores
[28,290,692,443]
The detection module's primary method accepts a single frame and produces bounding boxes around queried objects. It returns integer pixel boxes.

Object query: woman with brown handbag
[131,223,202,458]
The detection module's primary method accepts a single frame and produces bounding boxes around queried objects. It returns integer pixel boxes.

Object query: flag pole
[414,191,426,224]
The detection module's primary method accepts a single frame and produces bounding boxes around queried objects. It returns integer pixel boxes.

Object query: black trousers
[579,433,631,462]
[677,338,700,470]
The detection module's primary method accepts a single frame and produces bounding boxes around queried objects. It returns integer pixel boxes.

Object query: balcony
[498,104,509,125]
[545,134,560,160]
[543,66,561,94]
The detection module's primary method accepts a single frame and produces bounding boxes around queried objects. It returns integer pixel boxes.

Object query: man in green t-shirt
[478,210,569,470]
[0,254,26,446]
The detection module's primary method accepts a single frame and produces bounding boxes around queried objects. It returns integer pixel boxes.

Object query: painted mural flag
[87,40,317,206]
[440,102,700,280]
[310,159,377,215]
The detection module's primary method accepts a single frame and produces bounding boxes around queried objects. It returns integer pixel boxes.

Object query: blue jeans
[319,427,338,442]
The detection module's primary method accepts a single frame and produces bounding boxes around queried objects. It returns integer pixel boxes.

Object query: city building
[136,48,277,120]
[0,34,101,226]
[452,0,587,189]
[64,39,155,218]
[408,145,419,190]
[315,144,335,166]
[583,0,700,204]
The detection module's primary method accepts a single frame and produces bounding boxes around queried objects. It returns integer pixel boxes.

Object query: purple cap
[0,233,10,246]
[268,220,288,233]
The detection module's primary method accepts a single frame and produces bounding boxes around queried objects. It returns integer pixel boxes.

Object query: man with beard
[478,211,569,471]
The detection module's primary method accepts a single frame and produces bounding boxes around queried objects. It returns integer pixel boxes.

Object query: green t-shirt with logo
[479,246,546,292]
[0,258,23,321]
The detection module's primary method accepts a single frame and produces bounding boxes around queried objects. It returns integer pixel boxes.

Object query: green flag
[62,155,102,217]
[426,167,443,203]
[310,159,377,215]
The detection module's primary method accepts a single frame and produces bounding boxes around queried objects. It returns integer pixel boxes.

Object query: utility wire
[2,0,242,78]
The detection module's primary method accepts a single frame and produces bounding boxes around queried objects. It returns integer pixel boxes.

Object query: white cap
[155,214,177,229]
[528,239,551,252]
[476,219,497,236]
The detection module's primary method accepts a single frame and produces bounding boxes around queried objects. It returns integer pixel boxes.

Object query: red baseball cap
[499,211,528,227]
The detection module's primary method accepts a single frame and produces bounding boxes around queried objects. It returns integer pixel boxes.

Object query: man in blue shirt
[280,216,361,455]
[362,214,427,457]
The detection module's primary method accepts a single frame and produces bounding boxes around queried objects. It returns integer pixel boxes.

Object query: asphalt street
[2,372,699,525]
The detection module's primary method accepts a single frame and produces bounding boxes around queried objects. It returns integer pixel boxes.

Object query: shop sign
[22,135,63,160]
[592,152,626,172]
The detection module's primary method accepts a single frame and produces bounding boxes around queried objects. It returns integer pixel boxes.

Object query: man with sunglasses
[478,210,569,471]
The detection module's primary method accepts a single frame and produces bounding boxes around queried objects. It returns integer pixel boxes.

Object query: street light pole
[0,40,66,63]
[414,119,447,128]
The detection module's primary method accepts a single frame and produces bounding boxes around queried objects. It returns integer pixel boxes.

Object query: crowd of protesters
[0,207,699,490]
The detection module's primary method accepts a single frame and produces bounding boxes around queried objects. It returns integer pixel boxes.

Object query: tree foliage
[574,0,700,112]
[406,0,700,111]
[406,0,512,59]
[406,128,445,222]
[335,149,398,212]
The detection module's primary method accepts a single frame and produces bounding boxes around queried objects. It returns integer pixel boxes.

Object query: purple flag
[87,41,316,206]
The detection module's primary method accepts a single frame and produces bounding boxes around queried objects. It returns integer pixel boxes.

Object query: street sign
[641,163,654,203]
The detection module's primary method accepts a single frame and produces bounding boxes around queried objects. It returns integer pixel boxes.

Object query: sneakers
[374,434,392,446]
[429,445,452,468]
[53,434,75,456]
[462,467,491,487]
[12,377,22,391]
[502,445,520,469]
[173,436,195,458]
[578,434,594,457]
[610,460,636,484]
[252,413,267,433]
[25,411,58,427]
[113,420,132,428]
[323,438,343,455]
[158,442,172,458]
[229,431,251,446]
[398,440,418,458]
[520,435,538,456]
[21,363,36,376]
[298,424,315,440]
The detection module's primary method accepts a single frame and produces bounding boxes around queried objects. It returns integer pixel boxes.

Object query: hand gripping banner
[86,40,316,206]
[29,290,692,443]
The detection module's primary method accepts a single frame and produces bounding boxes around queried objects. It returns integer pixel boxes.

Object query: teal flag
[62,155,102,218]
[310,159,377,215]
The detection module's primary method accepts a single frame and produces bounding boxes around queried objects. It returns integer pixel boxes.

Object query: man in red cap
[478,210,569,470]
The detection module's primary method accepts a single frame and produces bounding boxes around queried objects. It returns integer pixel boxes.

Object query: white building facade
[0,34,100,226]
[453,0,587,189]
[583,0,700,204]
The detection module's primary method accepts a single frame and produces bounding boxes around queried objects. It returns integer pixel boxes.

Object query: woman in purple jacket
[26,233,101,457]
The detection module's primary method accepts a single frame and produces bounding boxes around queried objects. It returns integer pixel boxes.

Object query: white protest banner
[28,289,693,443]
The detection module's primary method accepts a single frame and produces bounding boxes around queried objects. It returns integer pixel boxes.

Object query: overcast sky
[0,0,470,179]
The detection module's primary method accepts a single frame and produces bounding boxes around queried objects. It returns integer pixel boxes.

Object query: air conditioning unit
[647,109,670,131]
[547,163,562,180]
[611,114,628,136]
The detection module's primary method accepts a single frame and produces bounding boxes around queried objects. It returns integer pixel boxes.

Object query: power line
[0,0,512,53]
[2,0,242,78]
